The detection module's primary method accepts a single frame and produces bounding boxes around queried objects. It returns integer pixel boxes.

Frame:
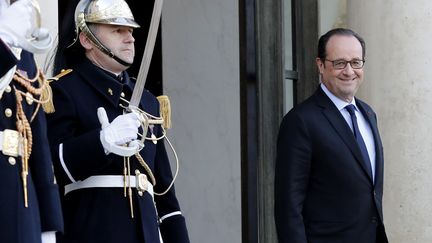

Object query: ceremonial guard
[47,0,190,242]
[0,0,63,242]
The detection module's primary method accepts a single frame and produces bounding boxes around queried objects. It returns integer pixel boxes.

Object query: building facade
[34,0,431,242]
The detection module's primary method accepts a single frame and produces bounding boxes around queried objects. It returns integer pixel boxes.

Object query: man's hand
[100,111,140,146]
[98,107,141,156]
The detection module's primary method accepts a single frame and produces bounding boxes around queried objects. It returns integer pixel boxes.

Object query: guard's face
[316,35,364,102]
[81,24,135,73]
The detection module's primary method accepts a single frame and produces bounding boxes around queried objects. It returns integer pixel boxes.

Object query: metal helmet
[72,0,140,66]
[78,0,139,28]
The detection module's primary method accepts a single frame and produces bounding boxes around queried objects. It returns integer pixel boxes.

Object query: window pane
[284,0,293,71]
[284,79,294,113]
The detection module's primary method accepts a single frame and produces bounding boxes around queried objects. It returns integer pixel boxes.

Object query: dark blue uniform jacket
[46,58,190,243]
[0,40,64,243]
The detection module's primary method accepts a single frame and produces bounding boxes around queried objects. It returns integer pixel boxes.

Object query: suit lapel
[314,88,374,183]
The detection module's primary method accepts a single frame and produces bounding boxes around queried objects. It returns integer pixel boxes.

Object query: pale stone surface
[162,0,241,242]
[318,0,347,35]
[348,1,432,242]
[34,0,58,73]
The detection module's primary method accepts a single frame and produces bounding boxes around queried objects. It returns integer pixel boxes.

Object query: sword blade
[129,0,164,107]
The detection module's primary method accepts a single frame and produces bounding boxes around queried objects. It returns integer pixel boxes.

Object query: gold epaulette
[156,95,171,129]
[48,69,73,82]
[42,69,73,114]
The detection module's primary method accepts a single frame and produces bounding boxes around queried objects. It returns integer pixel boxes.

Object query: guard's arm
[30,102,64,233]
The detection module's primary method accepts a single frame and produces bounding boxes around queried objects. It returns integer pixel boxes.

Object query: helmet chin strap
[88,33,132,67]
[76,12,132,67]
[104,48,132,67]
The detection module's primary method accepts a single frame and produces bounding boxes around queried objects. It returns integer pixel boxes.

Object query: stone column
[162,0,241,242]
[348,1,432,242]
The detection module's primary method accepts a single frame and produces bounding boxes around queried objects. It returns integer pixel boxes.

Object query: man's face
[316,35,364,102]
[82,24,135,73]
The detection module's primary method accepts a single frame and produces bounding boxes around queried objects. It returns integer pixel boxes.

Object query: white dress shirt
[320,84,376,181]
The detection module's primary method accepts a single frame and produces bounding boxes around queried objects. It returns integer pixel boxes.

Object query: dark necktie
[345,104,373,178]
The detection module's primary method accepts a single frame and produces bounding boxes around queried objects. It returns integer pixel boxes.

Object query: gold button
[25,92,34,105]
[108,88,113,96]
[8,157,16,165]
[121,92,125,98]
[5,86,11,93]
[5,108,12,117]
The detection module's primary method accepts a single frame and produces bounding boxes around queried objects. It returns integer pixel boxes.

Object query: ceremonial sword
[98,0,164,157]
[98,0,179,196]
[129,0,164,108]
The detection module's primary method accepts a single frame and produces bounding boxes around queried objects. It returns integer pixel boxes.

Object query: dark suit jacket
[275,87,388,243]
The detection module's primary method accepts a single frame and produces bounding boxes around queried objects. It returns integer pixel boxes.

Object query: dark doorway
[239,0,318,242]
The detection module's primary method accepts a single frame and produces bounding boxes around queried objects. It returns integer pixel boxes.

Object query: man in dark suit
[274,28,388,243]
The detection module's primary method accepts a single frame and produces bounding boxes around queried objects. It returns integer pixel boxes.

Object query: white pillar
[348,1,432,242]
[162,0,241,242]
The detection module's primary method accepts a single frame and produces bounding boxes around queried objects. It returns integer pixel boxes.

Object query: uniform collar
[75,58,134,106]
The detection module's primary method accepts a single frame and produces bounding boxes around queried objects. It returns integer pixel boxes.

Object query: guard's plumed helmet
[72,0,140,66]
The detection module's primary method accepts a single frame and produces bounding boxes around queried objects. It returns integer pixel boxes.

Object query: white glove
[0,0,33,47]
[41,231,56,243]
[101,111,140,145]
[98,107,141,156]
